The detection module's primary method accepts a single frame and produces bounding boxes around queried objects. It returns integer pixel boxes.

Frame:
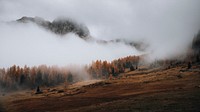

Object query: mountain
[16,16,148,51]
[17,16,90,40]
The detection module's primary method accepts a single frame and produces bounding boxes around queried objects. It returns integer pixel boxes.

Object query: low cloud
[0,22,140,68]
[0,0,200,67]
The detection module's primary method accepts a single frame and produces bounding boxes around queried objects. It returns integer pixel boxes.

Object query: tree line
[87,55,140,79]
[0,55,140,91]
[0,65,71,90]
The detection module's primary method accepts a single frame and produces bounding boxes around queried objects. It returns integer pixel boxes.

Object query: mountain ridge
[16,16,148,51]
[17,16,90,40]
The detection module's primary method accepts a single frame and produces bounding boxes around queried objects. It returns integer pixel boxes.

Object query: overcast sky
[0,0,200,67]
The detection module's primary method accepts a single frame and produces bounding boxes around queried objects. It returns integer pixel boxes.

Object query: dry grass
[1,64,200,112]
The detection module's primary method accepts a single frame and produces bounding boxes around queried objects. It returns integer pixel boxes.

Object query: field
[0,63,200,112]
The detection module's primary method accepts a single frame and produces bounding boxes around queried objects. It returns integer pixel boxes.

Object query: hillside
[1,62,199,112]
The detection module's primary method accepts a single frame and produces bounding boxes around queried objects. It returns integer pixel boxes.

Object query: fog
[0,22,139,68]
[0,0,200,68]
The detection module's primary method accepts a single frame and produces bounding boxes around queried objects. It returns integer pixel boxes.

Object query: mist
[0,22,140,68]
[1,0,200,68]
